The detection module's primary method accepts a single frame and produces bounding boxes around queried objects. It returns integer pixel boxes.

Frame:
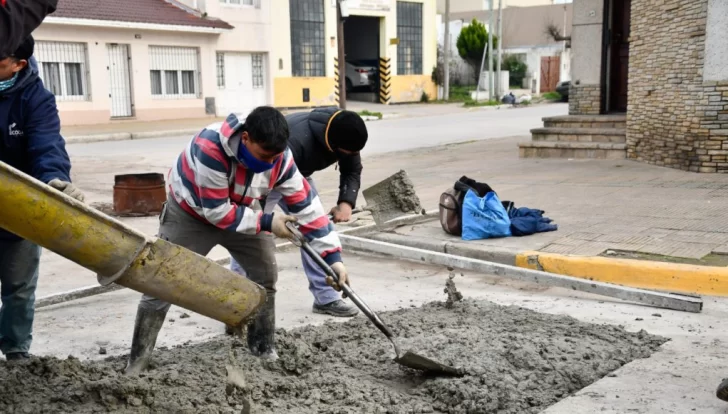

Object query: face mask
[0,73,18,92]
[238,139,276,173]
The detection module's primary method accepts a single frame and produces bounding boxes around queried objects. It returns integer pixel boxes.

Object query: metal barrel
[0,161,265,326]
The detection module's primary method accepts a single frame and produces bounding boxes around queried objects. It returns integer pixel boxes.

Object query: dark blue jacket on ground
[0,57,72,240]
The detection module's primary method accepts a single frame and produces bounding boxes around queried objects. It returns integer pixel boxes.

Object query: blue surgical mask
[238,139,277,173]
[0,73,18,92]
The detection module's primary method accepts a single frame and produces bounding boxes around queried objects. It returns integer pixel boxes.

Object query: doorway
[216,52,268,117]
[107,44,134,118]
[343,15,381,103]
[606,0,630,113]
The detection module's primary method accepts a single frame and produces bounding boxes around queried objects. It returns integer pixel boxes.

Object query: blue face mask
[0,73,19,92]
[238,139,277,173]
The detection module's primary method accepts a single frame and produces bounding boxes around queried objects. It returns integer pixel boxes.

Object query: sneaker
[313,300,359,317]
[717,378,728,402]
[5,352,30,361]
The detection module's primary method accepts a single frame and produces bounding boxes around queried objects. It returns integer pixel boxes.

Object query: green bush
[420,91,430,103]
[502,55,528,88]
[542,91,562,101]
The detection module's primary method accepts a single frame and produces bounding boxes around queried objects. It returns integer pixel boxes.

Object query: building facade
[271,0,438,108]
[567,0,728,172]
[34,0,437,126]
[33,0,273,126]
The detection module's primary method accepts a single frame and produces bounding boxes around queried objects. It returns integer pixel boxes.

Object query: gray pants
[140,197,278,312]
[0,239,41,354]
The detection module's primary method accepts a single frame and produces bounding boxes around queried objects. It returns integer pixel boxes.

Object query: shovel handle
[285,222,396,340]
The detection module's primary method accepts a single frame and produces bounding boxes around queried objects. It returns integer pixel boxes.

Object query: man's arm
[275,150,342,265]
[0,0,57,57]
[25,90,71,184]
[337,153,362,209]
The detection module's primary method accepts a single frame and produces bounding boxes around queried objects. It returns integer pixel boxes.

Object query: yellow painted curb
[515,251,728,296]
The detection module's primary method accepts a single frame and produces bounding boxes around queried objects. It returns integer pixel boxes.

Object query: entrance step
[530,127,626,144]
[543,114,626,129]
[518,141,626,159]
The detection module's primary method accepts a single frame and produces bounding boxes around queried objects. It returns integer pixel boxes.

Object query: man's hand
[48,179,85,202]
[329,202,353,223]
[328,262,350,295]
[270,213,298,239]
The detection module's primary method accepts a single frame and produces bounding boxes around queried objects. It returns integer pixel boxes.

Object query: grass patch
[542,91,562,101]
[357,110,383,120]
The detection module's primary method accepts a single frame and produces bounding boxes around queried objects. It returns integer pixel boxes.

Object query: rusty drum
[113,173,167,216]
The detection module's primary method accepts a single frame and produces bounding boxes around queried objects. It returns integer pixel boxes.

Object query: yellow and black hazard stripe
[334,57,341,106]
[379,57,391,104]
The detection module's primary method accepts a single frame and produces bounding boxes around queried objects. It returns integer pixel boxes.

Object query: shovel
[361,170,425,226]
[286,222,464,377]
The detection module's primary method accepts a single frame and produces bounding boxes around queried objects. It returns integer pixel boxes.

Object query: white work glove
[328,262,350,295]
[270,213,298,239]
[48,179,85,202]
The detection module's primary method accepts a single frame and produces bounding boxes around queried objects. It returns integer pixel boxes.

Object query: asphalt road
[67,103,567,158]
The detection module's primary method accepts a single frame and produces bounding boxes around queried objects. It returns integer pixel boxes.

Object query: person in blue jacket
[0,35,84,361]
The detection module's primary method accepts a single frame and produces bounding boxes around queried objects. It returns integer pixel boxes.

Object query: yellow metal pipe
[0,161,265,327]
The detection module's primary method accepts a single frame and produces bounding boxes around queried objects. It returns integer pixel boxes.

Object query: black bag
[439,176,494,236]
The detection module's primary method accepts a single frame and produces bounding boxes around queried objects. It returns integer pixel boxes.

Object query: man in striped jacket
[125,106,350,374]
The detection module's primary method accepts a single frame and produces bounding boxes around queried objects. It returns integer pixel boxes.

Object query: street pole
[487,0,494,101]
[443,0,450,100]
[337,0,347,109]
[496,0,503,99]
[476,34,487,102]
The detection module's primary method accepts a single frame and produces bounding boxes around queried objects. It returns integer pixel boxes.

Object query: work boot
[313,300,359,317]
[125,304,168,375]
[717,378,728,402]
[247,293,278,361]
[5,352,30,362]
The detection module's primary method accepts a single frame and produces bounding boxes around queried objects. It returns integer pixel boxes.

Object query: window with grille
[252,54,264,89]
[148,46,201,99]
[35,41,89,101]
[289,0,325,77]
[396,1,423,75]
[216,52,225,89]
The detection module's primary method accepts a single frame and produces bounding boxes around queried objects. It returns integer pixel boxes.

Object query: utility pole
[443,0,451,100]
[337,0,347,109]
[495,0,503,99]
[487,0,494,101]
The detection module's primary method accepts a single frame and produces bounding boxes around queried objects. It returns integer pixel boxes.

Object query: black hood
[0,57,40,98]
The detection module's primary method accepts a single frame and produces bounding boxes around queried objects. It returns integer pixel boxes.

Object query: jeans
[230,177,341,306]
[0,239,41,354]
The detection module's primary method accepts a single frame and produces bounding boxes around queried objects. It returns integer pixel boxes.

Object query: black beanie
[327,110,368,152]
[13,36,34,60]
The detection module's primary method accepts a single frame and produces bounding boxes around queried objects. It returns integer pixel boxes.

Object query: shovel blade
[395,350,464,377]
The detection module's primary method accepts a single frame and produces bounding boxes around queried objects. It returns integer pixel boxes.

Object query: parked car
[345,60,377,93]
[555,80,570,102]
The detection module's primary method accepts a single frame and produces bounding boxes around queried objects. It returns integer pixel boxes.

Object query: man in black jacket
[0,0,57,58]
[230,107,367,317]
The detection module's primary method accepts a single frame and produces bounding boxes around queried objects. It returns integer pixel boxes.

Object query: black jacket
[0,0,57,57]
[286,107,363,208]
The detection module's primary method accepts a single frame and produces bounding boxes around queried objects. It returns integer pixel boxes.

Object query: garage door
[216,52,268,117]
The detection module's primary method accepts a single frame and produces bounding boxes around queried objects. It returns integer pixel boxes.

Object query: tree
[456,19,498,84]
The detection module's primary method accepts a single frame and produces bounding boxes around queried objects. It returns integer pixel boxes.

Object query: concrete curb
[65,128,200,145]
[516,251,728,297]
[363,232,519,265]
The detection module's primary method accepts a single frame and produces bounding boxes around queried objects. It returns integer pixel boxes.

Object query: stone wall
[627,0,728,172]
[569,83,601,115]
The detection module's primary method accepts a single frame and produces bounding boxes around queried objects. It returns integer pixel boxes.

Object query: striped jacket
[168,113,342,265]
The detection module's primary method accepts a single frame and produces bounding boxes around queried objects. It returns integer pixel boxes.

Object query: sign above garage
[333,0,392,12]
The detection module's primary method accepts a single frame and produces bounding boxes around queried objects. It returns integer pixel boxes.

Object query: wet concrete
[0,298,665,413]
[363,169,425,223]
